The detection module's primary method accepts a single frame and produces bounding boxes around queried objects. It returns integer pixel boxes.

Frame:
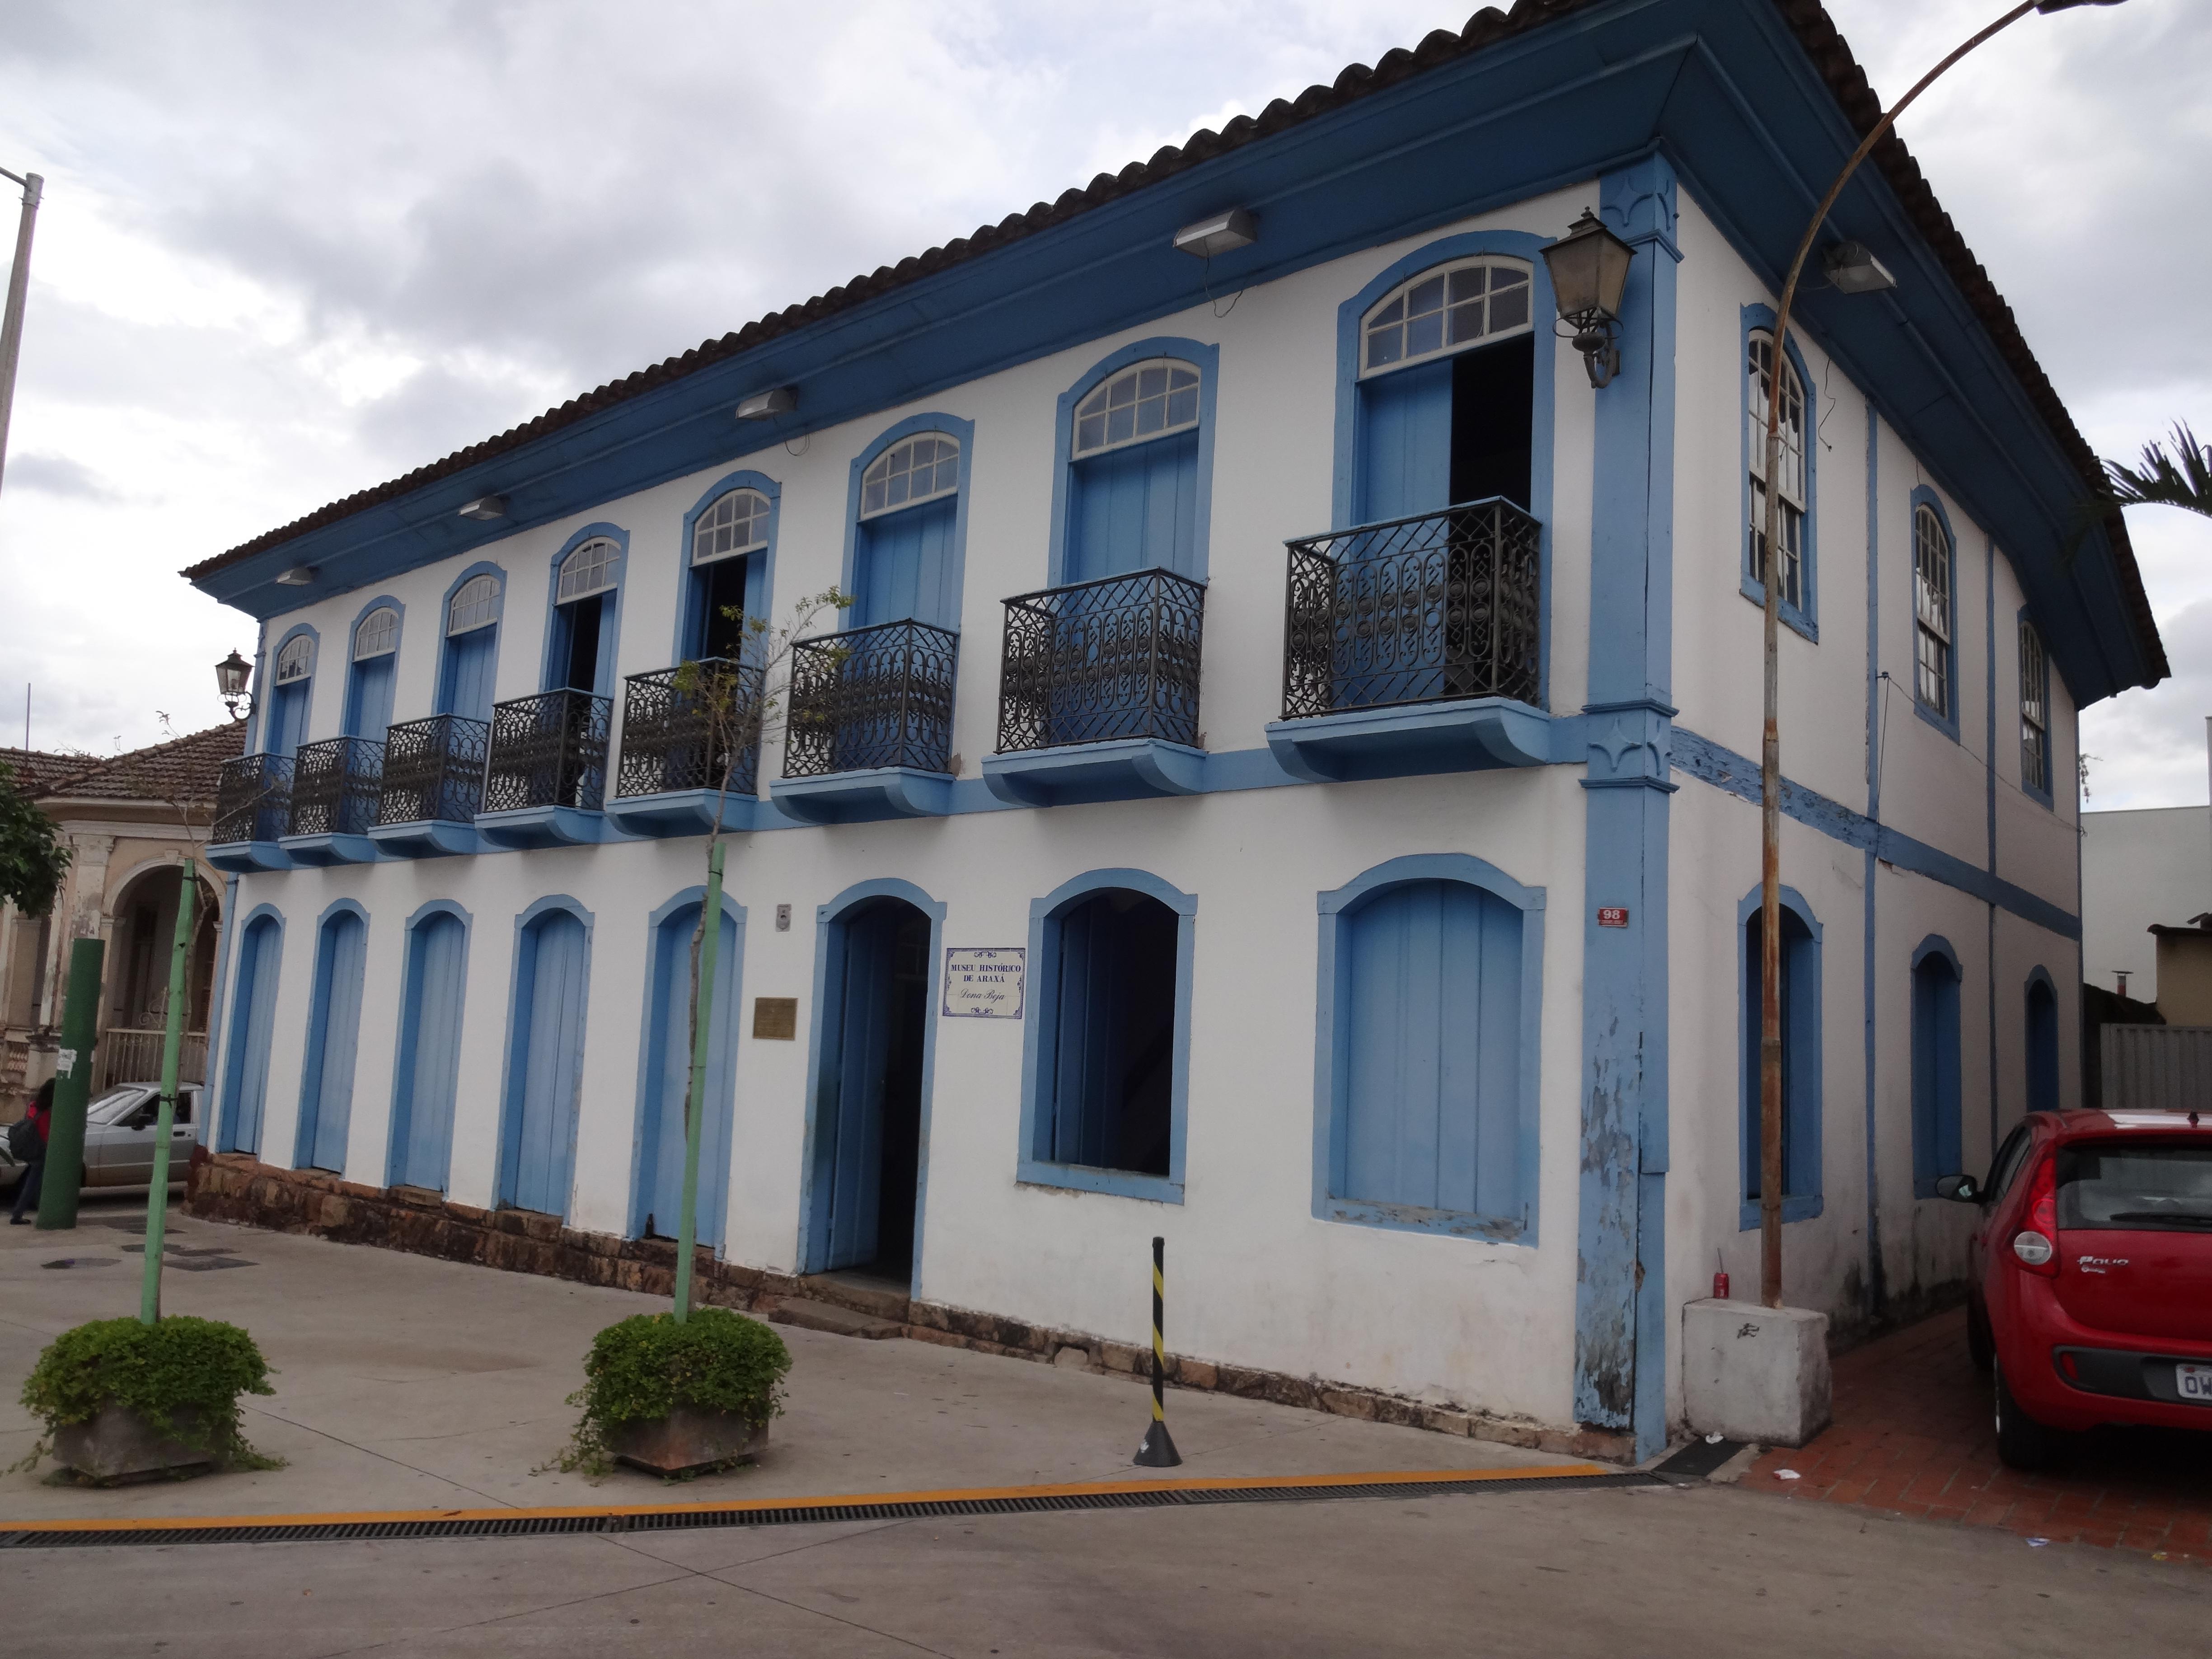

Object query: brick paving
[1742,1308,2212,1564]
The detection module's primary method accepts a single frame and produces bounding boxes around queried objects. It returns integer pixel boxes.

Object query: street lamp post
[1754,0,2128,1309]
[0,165,44,499]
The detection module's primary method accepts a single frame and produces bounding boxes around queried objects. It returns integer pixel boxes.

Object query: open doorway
[805,896,932,1285]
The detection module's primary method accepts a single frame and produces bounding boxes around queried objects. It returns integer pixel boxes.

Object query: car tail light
[2010,1154,2059,1278]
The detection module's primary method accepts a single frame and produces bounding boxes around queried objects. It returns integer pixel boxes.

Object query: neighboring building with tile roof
[0,722,239,1116]
[178,1,2155,1461]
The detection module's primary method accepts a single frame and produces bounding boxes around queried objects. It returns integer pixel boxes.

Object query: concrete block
[605,1406,767,1476]
[1682,1298,1832,1448]
[53,1404,219,1484]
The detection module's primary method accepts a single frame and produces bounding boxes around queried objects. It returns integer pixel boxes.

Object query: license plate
[2181,1364,2212,1403]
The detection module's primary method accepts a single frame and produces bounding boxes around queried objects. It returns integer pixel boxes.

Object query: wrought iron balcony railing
[374,714,490,826]
[616,659,763,801]
[213,753,295,845]
[287,736,385,837]
[997,567,1205,753]
[1281,497,1542,719]
[782,620,958,778]
[483,689,612,814]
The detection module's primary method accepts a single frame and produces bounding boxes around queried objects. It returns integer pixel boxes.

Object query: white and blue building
[183,0,2165,1460]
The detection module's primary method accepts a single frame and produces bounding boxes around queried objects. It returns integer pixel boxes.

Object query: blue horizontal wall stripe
[1669,726,2078,940]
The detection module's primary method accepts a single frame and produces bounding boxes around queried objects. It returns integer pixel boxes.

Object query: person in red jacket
[9,1077,52,1224]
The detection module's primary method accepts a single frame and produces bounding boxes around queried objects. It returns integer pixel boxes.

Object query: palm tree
[2105,423,2212,520]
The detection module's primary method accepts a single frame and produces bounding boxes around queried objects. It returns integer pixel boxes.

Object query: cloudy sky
[0,0,2205,800]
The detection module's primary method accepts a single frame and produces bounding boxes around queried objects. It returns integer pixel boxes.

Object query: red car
[1939,1107,2212,1468]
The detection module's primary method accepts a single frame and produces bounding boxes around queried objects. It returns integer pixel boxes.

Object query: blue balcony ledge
[606,787,764,838]
[205,840,294,875]
[278,832,381,867]
[769,768,954,825]
[982,739,1204,807]
[1264,697,1552,783]
[475,805,615,850]
[368,819,481,859]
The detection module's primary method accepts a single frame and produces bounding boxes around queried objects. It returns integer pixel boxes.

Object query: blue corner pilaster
[1573,155,1680,1464]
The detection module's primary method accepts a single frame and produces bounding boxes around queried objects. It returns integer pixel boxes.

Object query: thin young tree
[665,588,851,1320]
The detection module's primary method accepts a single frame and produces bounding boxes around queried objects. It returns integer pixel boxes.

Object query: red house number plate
[1597,907,1630,928]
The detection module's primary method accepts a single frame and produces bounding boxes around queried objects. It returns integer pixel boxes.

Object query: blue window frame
[1740,307,1817,640]
[387,900,470,1193]
[2025,967,2060,1115]
[1048,338,1219,586]
[295,900,368,1175]
[844,415,974,632]
[2019,611,2053,807]
[436,564,505,724]
[343,600,402,744]
[543,525,627,698]
[1739,885,1823,1228]
[1911,489,1960,740]
[1912,935,1964,1196]
[678,471,779,664]
[264,627,318,758]
[1312,853,1545,1243]
[1017,869,1194,1204]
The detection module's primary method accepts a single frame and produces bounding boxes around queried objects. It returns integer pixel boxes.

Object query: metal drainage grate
[0,1470,1660,1551]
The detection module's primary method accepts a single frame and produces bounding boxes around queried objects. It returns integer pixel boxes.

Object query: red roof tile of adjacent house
[0,747,99,798]
[27,723,248,807]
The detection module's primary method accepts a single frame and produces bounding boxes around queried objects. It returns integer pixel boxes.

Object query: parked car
[1938,1106,2212,1468]
[0,1083,201,1193]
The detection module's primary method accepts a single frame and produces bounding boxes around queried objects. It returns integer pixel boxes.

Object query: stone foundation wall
[186,1152,1631,1465]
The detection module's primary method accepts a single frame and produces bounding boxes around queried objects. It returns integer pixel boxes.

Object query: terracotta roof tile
[30,723,248,807]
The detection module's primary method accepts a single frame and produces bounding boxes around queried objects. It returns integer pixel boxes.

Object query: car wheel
[1994,1362,2058,1471]
[1966,1295,1995,1372]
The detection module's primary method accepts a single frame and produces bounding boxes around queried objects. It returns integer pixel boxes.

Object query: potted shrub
[16,1315,277,1483]
[555,1307,791,1478]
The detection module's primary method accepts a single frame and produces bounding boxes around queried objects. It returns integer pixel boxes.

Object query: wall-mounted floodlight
[274,565,317,586]
[1540,209,1635,389]
[1822,241,1897,295]
[458,494,508,520]
[1173,208,1257,259]
[736,386,797,421]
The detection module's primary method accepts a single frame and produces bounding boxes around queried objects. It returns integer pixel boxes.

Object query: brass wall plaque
[752,996,798,1040]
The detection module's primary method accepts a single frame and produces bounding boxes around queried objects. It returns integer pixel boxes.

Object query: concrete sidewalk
[0,1196,1575,1522]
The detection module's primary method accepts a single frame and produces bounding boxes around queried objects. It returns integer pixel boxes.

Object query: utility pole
[0,166,43,498]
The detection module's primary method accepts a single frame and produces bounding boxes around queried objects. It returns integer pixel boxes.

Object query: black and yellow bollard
[1133,1234,1181,1467]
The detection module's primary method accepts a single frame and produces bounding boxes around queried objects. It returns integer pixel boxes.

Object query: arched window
[549,534,624,696]
[1353,257,1536,523]
[1062,356,1207,584]
[852,431,963,630]
[437,572,502,725]
[344,606,400,744]
[1741,890,1822,1223]
[688,487,771,661]
[266,634,315,757]
[1912,940,1964,1196]
[1747,330,1807,614]
[1914,503,1954,722]
[2019,617,2051,801]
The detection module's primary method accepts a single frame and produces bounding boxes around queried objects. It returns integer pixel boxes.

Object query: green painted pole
[36,937,102,1231]
[672,839,726,1323]
[139,876,196,1324]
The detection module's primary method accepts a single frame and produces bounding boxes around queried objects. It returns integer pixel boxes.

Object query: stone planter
[53,1403,223,1484]
[605,1405,769,1476]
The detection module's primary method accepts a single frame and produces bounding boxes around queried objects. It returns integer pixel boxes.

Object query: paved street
[2,1199,2206,1656]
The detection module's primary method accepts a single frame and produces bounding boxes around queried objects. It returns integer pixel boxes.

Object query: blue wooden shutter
[823,905,903,1269]
[637,902,740,1248]
[503,911,589,1216]
[220,919,282,1154]
[1912,956,1963,1192]
[1068,429,1200,582]
[394,913,467,1191]
[267,680,312,758]
[298,912,366,1172]
[1356,361,1453,525]
[344,656,396,744]
[1340,881,1522,1219]
[438,627,498,723]
[855,497,957,629]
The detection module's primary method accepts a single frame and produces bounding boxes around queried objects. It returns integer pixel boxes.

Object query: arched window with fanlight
[851,428,963,630]
[1354,256,1535,523]
[343,604,401,744]
[1061,354,1207,583]
[436,569,503,725]
[266,631,316,757]
[685,482,773,661]
[547,530,624,697]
